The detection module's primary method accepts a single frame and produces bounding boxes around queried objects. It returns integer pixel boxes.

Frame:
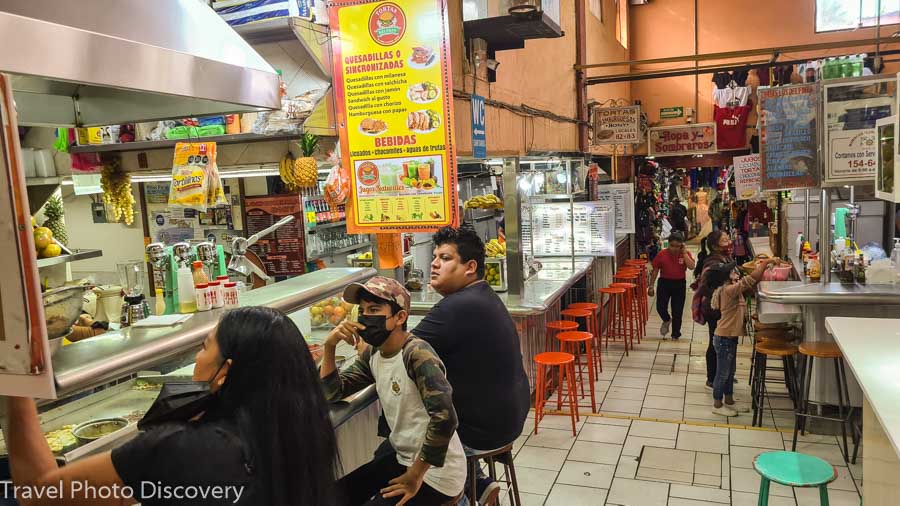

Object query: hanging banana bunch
[100,156,135,225]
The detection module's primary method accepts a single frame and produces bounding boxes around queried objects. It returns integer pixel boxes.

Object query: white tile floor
[501,279,863,506]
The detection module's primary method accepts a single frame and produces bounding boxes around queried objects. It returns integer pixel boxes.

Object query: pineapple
[294,133,319,188]
[43,195,68,246]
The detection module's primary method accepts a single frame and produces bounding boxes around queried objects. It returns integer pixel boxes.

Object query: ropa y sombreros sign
[648,123,717,157]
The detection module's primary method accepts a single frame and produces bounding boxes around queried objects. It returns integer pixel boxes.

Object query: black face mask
[138,362,225,430]
[357,314,392,348]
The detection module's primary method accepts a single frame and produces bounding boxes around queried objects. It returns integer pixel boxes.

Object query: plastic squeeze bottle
[177,265,197,313]
[155,288,166,316]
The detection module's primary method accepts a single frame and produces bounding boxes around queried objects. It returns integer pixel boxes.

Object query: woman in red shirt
[648,232,695,339]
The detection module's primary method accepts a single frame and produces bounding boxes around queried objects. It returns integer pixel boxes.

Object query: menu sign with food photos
[329,0,458,233]
[529,202,615,257]
[244,195,306,277]
[593,106,641,145]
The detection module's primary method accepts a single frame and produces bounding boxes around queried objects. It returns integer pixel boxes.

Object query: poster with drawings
[529,202,615,257]
[596,183,635,233]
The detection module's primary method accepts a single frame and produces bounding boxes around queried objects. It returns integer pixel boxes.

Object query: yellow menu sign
[329,0,458,233]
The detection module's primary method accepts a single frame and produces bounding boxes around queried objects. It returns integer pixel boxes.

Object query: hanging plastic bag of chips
[323,141,349,209]
[169,142,217,212]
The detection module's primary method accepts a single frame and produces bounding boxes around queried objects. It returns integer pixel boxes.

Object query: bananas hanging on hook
[464,194,503,210]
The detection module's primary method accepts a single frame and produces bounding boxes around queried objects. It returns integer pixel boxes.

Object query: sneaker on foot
[712,405,738,417]
[726,402,750,413]
[705,381,713,391]
[478,479,501,506]
[660,320,670,336]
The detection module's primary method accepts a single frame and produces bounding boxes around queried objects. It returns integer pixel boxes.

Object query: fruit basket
[484,257,507,292]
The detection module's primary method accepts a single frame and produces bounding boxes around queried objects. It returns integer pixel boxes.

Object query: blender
[118,260,150,326]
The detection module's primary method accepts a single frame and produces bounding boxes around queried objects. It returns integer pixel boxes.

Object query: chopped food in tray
[44,426,78,454]
[410,46,436,67]
[359,118,388,135]
[407,110,441,133]
[133,379,162,391]
[407,82,439,103]
[73,418,128,443]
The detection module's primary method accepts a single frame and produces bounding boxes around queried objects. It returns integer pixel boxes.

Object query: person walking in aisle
[669,198,689,234]
[648,232,695,339]
[693,230,734,389]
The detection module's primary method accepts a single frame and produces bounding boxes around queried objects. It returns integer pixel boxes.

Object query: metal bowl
[42,285,92,340]
[72,417,129,445]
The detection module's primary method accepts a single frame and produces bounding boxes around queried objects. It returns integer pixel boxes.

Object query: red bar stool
[556,331,597,413]
[534,351,579,436]
[599,287,629,355]
[545,320,578,352]
[567,302,602,373]
[612,276,643,344]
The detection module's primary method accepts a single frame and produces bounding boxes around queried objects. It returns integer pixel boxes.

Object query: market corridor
[502,280,862,506]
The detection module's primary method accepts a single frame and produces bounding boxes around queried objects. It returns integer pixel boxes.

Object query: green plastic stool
[753,451,837,506]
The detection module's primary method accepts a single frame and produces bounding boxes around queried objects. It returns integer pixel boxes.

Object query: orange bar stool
[624,260,650,321]
[599,287,629,355]
[545,320,578,352]
[617,268,647,334]
[611,278,643,344]
[557,331,597,413]
[567,302,602,373]
[534,351,579,436]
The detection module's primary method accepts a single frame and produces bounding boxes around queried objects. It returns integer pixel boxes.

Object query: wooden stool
[557,331,597,413]
[534,352,579,436]
[753,451,837,506]
[599,287,629,355]
[610,281,642,345]
[792,341,856,463]
[752,341,799,427]
[465,443,521,506]
[545,320,578,352]
[567,302,602,373]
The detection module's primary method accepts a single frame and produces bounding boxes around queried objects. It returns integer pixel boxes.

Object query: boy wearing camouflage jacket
[321,276,465,506]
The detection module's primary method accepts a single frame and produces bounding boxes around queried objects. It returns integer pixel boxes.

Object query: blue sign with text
[471,94,487,159]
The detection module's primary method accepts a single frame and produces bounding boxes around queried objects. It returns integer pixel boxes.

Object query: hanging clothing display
[711,70,749,89]
[714,103,752,150]
[713,86,752,108]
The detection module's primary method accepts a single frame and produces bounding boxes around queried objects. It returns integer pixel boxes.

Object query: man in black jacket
[413,226,531,504]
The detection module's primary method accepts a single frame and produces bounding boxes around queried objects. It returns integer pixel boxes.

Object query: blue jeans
[712,335,737,401]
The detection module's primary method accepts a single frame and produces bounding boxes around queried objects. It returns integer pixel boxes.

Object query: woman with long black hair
[4,306,337,506]
[693,230,734,389]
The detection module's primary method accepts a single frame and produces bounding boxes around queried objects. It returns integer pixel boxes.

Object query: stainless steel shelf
[309,221,346,231]
[310,242,371,259]
[36,249,103,268]
[68,133,303,154]
[26,177,63,186]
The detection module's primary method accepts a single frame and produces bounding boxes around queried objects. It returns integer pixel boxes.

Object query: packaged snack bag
[169,142,217,211]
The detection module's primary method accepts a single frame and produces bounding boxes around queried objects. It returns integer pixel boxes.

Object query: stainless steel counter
[409,259,594,316]
[52,268,377,397]
[759,280,900,305]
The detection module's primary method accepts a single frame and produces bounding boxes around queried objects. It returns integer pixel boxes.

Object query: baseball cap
[342,276,410,313]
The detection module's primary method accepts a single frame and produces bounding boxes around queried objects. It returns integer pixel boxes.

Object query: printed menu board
[733,154,762,201]
[759,83,819,190]
[529,202,615,257]
[244,195,306,276]
[596,183,635,233]
[329,0,458,233]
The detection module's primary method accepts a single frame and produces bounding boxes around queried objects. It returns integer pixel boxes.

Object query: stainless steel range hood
[0,0,282,127]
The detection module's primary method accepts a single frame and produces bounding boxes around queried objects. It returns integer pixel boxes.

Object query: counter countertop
[825,317,900,457]
[52,268,377,397]
[409,258,594,315]
[759,280,900,305]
